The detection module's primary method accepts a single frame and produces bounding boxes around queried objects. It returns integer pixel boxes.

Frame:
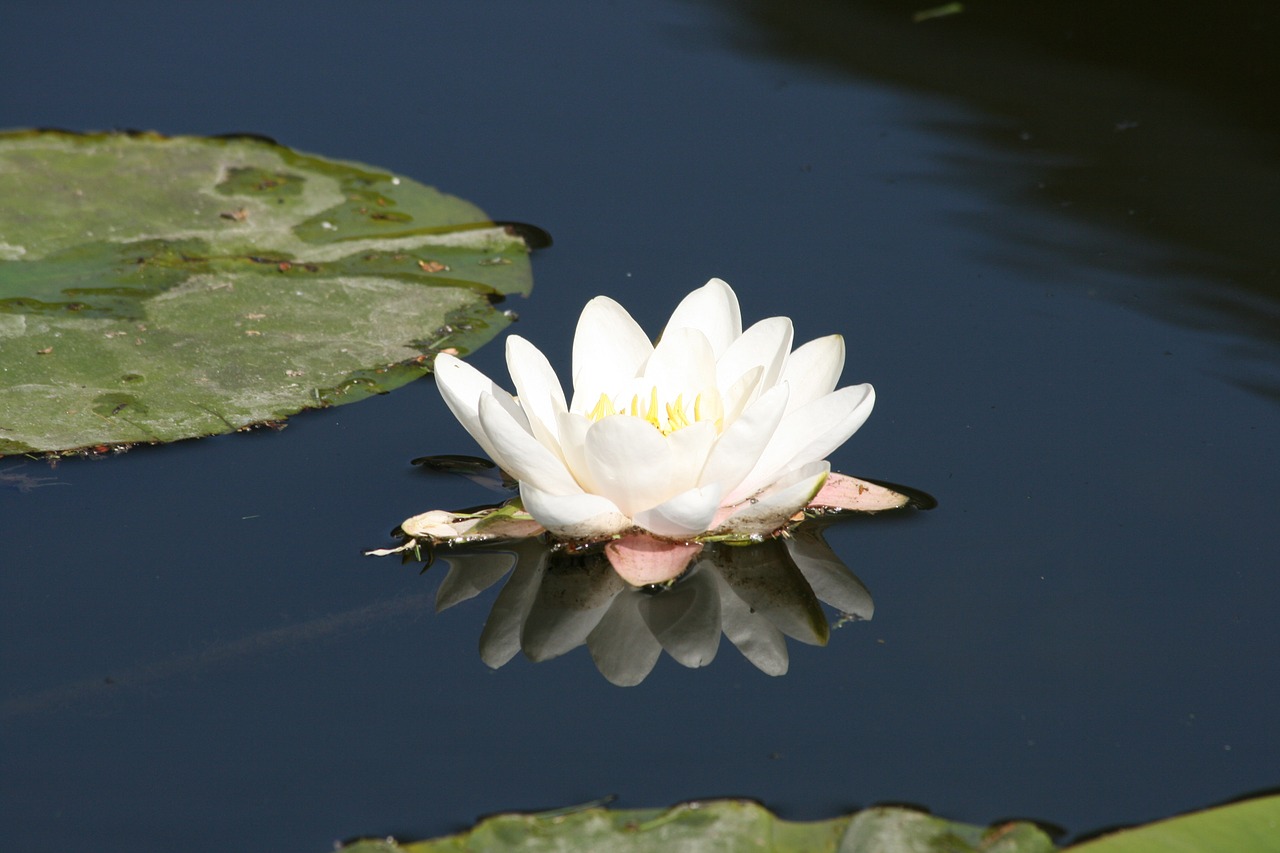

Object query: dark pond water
[3,2,1278,850]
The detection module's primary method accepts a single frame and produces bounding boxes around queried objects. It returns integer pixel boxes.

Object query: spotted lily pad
[0,129,536,455]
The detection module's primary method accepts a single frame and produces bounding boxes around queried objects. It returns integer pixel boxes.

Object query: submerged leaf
[0,130,535,454]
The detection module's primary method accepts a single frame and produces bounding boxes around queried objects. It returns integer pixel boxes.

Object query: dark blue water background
[3,2,1278,851]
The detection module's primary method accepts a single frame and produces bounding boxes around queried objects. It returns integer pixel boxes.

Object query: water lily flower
[433,278,876,553]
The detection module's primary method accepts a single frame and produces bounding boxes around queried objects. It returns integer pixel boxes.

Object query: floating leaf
[0,129,535,455]
[1068,794,1280,853]
[333,800,1056,852]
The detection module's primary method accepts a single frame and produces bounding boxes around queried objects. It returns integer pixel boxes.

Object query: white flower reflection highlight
[431,278,877,579]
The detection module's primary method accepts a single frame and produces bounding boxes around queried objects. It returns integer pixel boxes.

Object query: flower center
[587,386,712,435]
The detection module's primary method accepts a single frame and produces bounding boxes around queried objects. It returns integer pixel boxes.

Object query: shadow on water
[710,0,1280,400]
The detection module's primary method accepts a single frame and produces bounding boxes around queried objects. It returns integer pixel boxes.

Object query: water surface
[2,2,1277,850]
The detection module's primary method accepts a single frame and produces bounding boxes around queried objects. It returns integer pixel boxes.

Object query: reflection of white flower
[435,278,875,543]
[432,525,875,686]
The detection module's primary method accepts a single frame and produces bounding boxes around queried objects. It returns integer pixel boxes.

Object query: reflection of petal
[638,567,721,667]
[713,572,789,676]
[713,540,829,646]
[520,551,626,662]
[435,549,518,612]
[786,524,874,621]
[478,546,549,668]
[587,591,663,687]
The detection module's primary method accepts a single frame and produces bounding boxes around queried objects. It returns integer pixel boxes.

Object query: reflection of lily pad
[335,800,1057,852]
[0,130,535,455]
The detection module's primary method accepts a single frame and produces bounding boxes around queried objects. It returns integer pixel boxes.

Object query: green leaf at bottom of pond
[0,129,536,455]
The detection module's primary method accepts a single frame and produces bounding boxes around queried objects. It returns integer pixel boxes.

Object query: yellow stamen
[644,386,659,427]
[588,392,616,421]
[666,394,690,432]
[587,386,717,435]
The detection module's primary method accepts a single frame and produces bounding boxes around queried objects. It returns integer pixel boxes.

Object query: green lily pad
[1068,794,1280,853]
[0,129,535,455]
[333,800,1057,852]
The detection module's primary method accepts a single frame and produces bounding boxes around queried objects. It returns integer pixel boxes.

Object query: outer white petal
[715,316,794,400]
[778,334,845,414]
[584,415,675,518]
[715,460,830,535]
[643,326,717,397]
[505,335,567,451]
[520,481,631,540]
[633,482,724,538]
[571,296,653,411]
[731,383,874,502]
[699,383,789,496]
[477,393,581,495]
[660,277,742,358]
[434,353,525,472]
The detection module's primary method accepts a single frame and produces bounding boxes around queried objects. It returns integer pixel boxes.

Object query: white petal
[633,482,724,538]
[434,354,525,471]
[571,296,653,412]
[699,383,789,496]
[715,460,830,535]
[660,278,742,358]
[715,316,794,400]
[584,415,675,518]
[520,481,630,540]
[719,365,764,426]
[643,326,717,397]
[665,419,718,495]
[555,411,599,492]
[779,334,845,414]
[732,383,874,502]
[506,335,567,451]
[477,393,581,495]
